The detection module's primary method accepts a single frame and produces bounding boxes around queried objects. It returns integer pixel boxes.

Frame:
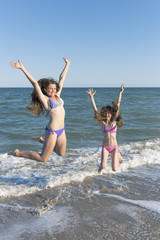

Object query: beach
[0,87,160,239]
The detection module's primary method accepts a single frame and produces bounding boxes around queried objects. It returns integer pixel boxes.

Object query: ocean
[0,87,160,240]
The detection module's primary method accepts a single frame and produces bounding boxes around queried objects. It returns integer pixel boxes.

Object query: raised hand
[120,84,124,92]
[63,57,70,65]
[10,60,24,69]
[86,88,96,97]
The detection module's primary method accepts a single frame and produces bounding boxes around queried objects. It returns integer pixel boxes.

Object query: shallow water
[0,87,160,239]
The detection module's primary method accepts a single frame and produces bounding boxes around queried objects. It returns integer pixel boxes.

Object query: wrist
[65,61,70,66]
[20,66,26,72]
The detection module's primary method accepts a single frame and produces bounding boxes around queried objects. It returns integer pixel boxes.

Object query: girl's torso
[46,96,65,130]
[102,121,118,147]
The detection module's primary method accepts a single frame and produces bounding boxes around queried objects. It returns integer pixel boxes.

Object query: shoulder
[112,121,117,127]
[56,95,64,106]
[56,91,61,97]
[60,97,64,105]
[44,95,49,102]
[39,95,50,111]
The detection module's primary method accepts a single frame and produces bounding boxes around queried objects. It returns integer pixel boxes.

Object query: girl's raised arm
[86,88,98,113]
[117,84,124,108]
[115,84,124,118]
[10,60,47,106]
[57,58,70,96]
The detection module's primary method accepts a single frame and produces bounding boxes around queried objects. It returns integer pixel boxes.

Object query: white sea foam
[94,191,160,215]
[0,206,78,240]
[115,204,140,221]
[0,138,160,197]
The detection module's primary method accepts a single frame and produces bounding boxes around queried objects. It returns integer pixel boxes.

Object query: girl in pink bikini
[87,84,124,174]
[9,58,70,162]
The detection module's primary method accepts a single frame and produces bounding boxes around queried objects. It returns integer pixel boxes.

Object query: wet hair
[26,78,60,115]
[95,101,123,127]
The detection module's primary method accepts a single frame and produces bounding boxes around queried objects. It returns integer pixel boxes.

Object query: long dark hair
[95,101,123,127]
[26,78,60,115]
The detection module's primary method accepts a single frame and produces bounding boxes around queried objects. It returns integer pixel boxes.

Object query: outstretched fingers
[86,88,96,97]
[10,59,23,69]
[10,61,17,68]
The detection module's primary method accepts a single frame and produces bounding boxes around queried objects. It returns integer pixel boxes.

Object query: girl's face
[45,84,57,97]
[106,111,112,121]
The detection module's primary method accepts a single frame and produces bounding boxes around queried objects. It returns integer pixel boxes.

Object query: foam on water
[94,191,160,215]
[0,206,79,240]
[115,204,140,221]
[0,138,160,197]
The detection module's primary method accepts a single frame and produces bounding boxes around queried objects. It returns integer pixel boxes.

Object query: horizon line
[0,86,160,89]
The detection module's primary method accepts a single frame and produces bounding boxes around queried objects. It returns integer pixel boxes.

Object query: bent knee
[40,157,49,162]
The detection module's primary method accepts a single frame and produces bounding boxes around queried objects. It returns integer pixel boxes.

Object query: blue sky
[1,0,160,87]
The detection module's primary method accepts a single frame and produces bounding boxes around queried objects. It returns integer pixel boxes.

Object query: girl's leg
[111,148,119,171]
[40,133,58,161]
[31,131,67,157]
[8,133,57,162]
[53,131,67,156]
[98,147,109,175]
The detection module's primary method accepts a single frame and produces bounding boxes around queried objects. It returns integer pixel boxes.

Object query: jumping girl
[9,58,70,162]
[87,85,124,174]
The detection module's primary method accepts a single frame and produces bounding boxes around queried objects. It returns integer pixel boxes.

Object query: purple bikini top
[103,124,116,134]
[49,96,64,109]
[46,96,64,117]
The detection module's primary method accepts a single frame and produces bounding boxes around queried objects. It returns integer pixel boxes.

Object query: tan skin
[87,85,124,174]
[8,58,70,162]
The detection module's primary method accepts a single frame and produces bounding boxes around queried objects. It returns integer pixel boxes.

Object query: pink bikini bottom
[103,146,119,153]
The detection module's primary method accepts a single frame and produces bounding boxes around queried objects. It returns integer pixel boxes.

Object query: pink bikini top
[103,124,116,134]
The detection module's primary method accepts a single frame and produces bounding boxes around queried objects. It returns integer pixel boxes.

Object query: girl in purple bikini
[87,84,124,174]
[9,58,70,162]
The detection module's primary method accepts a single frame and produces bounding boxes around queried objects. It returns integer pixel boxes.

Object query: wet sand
[0,166,160,240]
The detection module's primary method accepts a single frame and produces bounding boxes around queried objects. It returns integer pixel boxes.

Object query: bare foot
[119,156,123,164]
[98,165,103,175]
[8,149,20,156]
[33,136,44,144]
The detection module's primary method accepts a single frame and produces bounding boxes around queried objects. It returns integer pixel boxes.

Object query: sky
[0,0,160,87]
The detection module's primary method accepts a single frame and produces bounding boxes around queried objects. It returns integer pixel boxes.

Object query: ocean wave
[93,191,160,215]
[0,138,160,197]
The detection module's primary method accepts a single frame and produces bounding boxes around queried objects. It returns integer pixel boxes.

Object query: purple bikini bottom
[45,126,64,138]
